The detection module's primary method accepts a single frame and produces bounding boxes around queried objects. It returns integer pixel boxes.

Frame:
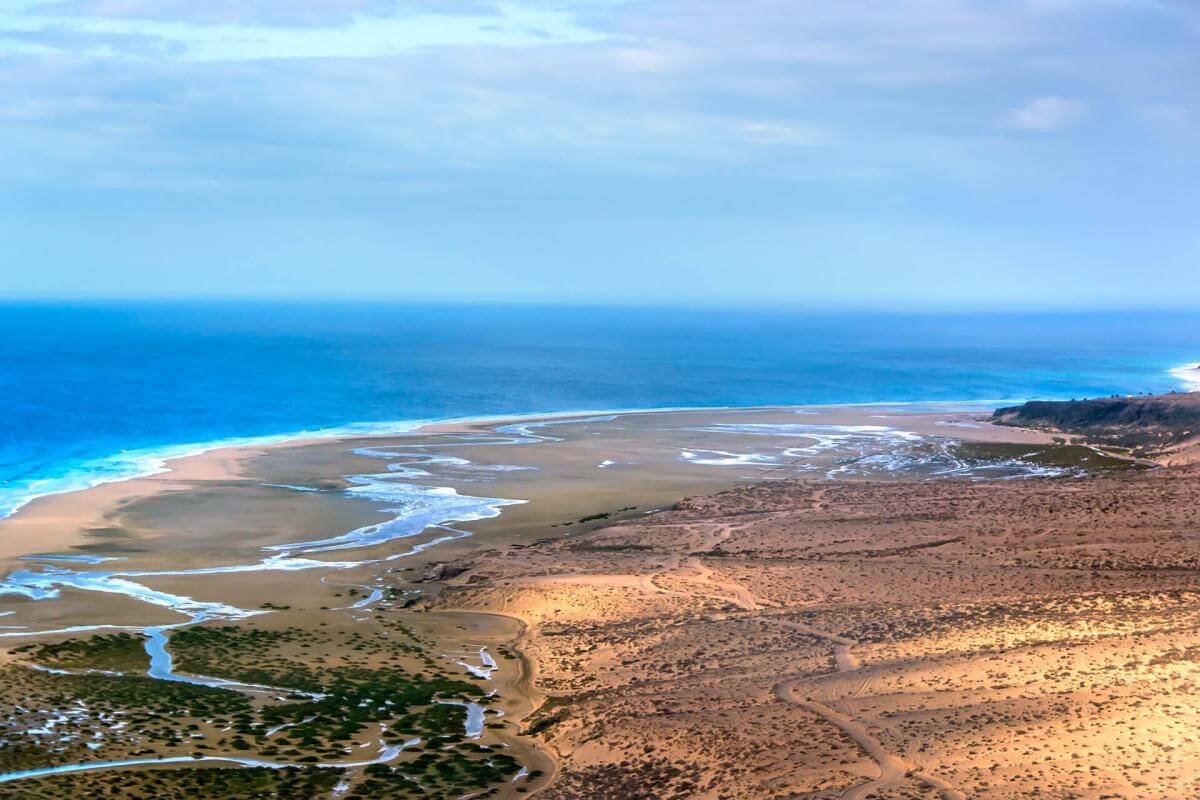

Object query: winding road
[511,511,965,800]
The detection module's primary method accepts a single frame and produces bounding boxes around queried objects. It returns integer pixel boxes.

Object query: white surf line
[679,423,930,475]
[0,568,257,616]
[0,415,592,777]
[1169,362,1200,391]
[0,738,422,785]
[0,437,537,736]
[830,436,1075,481]
[0,402,603,523]
[492,415,618,443]
[351,450,473,479]
[0,402,596,523]
[689,423,923,455]
[0,567,280,693]
[263,477,524,556]
[350,449,538,481]
[0,469,525,634]
[344,414,618,459]
[0,401,1029,525]
[680,449,779,467]
[0,532,464,689]
[688,421,1075,481]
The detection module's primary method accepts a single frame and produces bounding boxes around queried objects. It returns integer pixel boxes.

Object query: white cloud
[29,0,502,28]
[738,121,829,147]
[608,44,701,74]
[1008,95,1086,131]
[0,0,1194,196]
[2,2,604,60]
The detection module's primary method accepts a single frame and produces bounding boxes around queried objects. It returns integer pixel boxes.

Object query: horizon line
[1,295,1199,315]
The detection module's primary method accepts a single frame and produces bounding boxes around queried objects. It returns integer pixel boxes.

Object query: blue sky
[1,0,1197,307]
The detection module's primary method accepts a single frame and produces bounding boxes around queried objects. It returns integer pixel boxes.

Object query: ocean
[1,301,1197,519]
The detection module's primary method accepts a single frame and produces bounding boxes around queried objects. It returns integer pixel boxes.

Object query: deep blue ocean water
[1,302,1197,518]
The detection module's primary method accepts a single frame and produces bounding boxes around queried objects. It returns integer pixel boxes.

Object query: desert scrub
[0,628,522,796]
[170,624,424,688]
[0,765,343,799]
[350,749,522,799]
[170,626,329,693]
[12,632,149,672]
[949,442,1144,472]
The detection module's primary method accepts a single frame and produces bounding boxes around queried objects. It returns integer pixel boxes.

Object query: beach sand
[0,404,1116,798]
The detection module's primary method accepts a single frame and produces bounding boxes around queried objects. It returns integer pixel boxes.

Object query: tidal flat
[4,404,1157,799]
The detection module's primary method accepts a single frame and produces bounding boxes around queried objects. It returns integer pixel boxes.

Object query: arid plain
[0,404,1194,798]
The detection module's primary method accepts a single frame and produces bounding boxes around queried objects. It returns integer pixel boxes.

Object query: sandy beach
[0,403,1159,798]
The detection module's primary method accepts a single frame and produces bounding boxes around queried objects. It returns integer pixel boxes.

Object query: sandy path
[664,513,966,800]
[775,683,909,800]
[762,618,861,672]
[471,495,968,799]
[677,557,773,610]
[759,621,961,799]
[650,550,963,800]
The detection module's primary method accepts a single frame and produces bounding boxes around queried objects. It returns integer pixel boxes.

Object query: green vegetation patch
[171,626,328,693]
[949,442,1145,472]
[18,667,253,718]
[350,749,523,799]
[13,632,149,672]
[0,623,524,798]
[0,765,343,800]
[170,624,423,693]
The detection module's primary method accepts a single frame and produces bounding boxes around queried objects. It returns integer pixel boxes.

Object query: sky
[1,0,1198,308]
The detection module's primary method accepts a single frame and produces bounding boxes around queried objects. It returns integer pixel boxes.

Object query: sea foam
[0,409,652,521]
[1169,363,1200,391]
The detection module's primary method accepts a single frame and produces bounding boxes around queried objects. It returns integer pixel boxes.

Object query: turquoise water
[1,302,1197,518]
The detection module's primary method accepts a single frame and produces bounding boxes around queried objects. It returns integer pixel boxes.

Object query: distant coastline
[3,306,1197,526]
[3,352,1198,522]
[0,401,1038,523]
[0,384,1186,525]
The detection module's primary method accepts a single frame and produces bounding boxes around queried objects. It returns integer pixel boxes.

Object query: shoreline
[0,402,1064,569]
[11,356,1199,523]
[0,398,1051,526]
[1168,361,1200,391]
[13,349,1200,523]
[0,403,1064,642]
[0,401,1166,796]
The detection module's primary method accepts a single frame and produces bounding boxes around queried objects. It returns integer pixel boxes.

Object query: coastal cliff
[992,392,1200,464]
